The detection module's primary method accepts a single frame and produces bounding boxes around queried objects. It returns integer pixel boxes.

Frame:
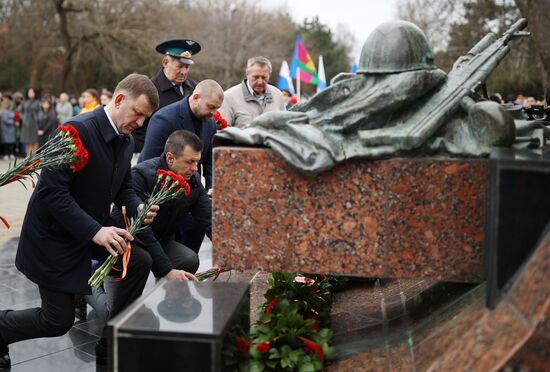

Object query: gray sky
[262,0,399,58]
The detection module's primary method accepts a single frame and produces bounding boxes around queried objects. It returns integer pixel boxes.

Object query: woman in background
[37,97,58,147]
[0,97,17,160]
[20,88,40,155]
[79,88,100,114]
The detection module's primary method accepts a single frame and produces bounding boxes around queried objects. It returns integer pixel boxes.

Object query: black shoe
[0,344,10,369]
[95,337,107,365]
[75,294,87,321]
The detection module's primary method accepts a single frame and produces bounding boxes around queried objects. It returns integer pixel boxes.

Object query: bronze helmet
[358,20,435,74]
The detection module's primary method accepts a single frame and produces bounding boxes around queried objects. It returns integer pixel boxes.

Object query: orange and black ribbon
[114,206,132,282]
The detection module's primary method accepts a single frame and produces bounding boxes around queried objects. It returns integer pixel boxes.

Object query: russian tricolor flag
[277,60,295,95]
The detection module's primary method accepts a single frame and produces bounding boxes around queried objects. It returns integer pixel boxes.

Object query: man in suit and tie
[138,79,223,254]
[0,73,159,369]
[133,38,201,153]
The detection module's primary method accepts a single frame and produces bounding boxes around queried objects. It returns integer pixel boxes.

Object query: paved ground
[0,157,213,370]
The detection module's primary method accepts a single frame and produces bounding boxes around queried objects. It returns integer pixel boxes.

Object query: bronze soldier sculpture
[216,19,530,176]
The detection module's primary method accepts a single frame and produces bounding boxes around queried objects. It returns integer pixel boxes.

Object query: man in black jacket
[133,38,201,153]
[126,129,210,280]
[0,74,160,369]
[138,80,222,254]
[138,79,222,193]
[89,130,211,325]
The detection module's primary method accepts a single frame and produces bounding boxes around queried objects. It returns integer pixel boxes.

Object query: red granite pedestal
[213,148,486,282]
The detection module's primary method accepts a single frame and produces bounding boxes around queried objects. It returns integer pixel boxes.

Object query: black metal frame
[485,148,550,308]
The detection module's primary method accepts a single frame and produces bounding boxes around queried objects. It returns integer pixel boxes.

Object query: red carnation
[58,124,79,139]
[214,111,228,130]
[264,299,280,314]
[235,336,250,352]
[70,144,89,172]
[156,169,191,196]
[256,341,270,353]
[306,312,320,331]
[298,336,324,362]
[312,319,320,332]
[56,125,88,172]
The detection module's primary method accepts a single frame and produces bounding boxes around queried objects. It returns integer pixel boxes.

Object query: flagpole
[296,67,301,101]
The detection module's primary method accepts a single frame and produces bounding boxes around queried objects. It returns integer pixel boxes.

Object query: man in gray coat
[219,56,286,128]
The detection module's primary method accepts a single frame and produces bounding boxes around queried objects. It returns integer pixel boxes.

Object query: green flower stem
[0,131,76,186]
[88,177,186,288]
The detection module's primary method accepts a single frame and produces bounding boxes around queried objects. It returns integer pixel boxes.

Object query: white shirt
[104,106,120,135]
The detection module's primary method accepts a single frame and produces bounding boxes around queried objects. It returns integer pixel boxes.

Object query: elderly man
[219,56,286,129]
[133,38,202,153]
[0,74,160,369]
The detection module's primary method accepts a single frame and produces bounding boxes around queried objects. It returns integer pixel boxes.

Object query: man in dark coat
[88,130,212,322]
[139,79,223,193]
[132,130,211,278]
[0,74,160,369]
[138,80,222,253]
[133,38,201,153]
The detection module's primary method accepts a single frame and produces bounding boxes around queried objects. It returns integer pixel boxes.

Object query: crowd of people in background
[489,92,549,108]
[0,87,113,159]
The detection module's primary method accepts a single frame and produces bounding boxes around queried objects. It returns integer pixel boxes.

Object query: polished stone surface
[0,238,100,371]
[108,280,249,371]
[326,228,550,370]
[213,147,485,282]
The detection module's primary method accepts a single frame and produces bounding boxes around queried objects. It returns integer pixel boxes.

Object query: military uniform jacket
[16,107,141,294]
[117,156,212,277]
[138,97,216,190]
[133,68,196,152]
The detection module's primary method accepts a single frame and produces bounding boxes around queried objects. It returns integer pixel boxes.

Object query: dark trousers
[0,286,75,345]
[106,244,152,320]
[176,213,206,253]
[164,240,200,274]
[2,143,15,156]
[88,241,199,326]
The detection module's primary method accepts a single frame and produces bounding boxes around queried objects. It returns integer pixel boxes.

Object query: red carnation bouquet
[0,124,89,228]
[0,124,88,187]
[214,111,228,130]
[89,169,191,288]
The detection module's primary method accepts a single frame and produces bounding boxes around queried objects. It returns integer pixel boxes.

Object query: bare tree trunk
[30,56,38,88]
[515,0,550,90]
[54,0,82,92]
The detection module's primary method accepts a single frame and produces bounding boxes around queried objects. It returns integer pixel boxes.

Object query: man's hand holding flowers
[138,203,160,225]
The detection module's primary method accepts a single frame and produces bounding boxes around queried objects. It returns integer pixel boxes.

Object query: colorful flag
[317,55,326,93]
[277,60,295,95]
[289,36,318,84]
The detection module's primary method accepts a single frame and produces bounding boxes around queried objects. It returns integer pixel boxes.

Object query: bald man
[139,79,224,193]
[138,80,223,253]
